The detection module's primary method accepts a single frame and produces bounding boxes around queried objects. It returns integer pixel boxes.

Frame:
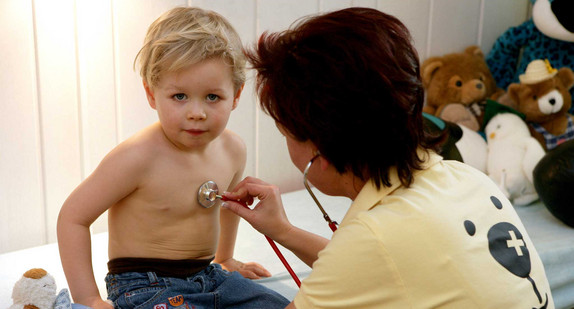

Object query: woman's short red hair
[245,7,441,188]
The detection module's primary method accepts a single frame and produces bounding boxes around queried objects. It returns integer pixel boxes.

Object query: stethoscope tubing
[304,154,338,232]
[199,152,338,289]
[221,196,302,287]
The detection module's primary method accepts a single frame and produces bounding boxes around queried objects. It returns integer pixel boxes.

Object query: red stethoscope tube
[221,196,301,287]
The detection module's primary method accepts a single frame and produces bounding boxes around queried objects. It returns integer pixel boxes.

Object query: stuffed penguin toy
[485,113,546,206]
[486,0,574,112]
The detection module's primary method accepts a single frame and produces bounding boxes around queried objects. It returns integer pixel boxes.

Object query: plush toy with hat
[422,45,502,131]
[486,0,574,113]
[485,112,546,206]
[507,59,574,151]
[10,268,72,309]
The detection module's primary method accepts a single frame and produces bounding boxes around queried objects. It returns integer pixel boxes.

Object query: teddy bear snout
[537,89,564,115]
[461,80,487,104]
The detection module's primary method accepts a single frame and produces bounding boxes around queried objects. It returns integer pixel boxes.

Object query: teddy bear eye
[455,81,462,87]
[533,95,538,100]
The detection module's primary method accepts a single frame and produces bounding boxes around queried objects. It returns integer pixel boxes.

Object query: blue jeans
[105,264,290,309]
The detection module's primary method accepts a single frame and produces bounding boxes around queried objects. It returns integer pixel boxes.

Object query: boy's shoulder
[104,123,163,164]
[219,129,246,157]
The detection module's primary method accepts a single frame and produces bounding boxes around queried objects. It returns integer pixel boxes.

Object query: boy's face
[145,57,242,150]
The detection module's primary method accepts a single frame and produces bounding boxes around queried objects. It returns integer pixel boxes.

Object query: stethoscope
[303,153,338,232]
[197,153,338,287]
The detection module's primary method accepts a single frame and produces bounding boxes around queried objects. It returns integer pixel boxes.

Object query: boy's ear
[232,84,245,110]
[143,81,156,109]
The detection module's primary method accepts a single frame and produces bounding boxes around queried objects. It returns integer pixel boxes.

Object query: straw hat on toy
[519,59,558,84]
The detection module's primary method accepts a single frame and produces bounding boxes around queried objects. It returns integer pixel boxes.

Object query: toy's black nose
[549,98,556,105]
[476,83,483,89]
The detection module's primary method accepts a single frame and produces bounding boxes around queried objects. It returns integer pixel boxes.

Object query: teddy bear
[507,59,574,151]
[485,113,546,206]
[10,268,72,309]
[422,45,502,131]
[486,0,574,113]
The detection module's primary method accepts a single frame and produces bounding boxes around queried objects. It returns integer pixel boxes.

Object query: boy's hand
[219,258,272,279]
[85,298,114,309]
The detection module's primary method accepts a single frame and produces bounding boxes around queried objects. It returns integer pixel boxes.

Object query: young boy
[57,7,289,309]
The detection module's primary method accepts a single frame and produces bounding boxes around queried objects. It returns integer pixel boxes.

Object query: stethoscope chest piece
[197,180,219,208]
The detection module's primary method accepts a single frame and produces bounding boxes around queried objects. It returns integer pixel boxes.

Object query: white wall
[0,0,529,254]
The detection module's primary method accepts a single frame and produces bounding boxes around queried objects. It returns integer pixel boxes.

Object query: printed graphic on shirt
[464,196,548,309]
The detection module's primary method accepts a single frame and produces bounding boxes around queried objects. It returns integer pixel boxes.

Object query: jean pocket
[119,286,166,309]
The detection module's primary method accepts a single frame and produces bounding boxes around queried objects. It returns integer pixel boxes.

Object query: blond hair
[135,7,246,91]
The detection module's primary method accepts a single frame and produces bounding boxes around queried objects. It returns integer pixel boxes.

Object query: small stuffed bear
[507,59,574,151]
[10,268,72,309]
[422,45,501,131]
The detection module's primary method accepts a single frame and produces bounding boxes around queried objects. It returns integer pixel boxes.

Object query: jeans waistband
[107,257,213,279]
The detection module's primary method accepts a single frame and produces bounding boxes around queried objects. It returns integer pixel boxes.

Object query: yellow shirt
[294,152,553,308]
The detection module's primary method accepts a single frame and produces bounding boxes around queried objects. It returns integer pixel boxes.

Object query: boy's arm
[57,144,143,308]
[216,179,272,279]
[213,135,271,279]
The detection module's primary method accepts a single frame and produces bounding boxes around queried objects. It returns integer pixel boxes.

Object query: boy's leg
[106,272,214,309]
[105,265,289,309]
[210,265,290,309]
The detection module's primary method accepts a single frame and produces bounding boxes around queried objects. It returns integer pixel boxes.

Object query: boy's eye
[173,93,187,101]
[206,94,219,102]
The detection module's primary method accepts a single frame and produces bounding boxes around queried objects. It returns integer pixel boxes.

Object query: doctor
[223,7,553,308]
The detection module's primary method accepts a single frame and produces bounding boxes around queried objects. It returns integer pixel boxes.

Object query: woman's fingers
[224,177,280,205]
[222,177,291,240]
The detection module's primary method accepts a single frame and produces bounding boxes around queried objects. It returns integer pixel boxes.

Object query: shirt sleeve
[293,214,410,309]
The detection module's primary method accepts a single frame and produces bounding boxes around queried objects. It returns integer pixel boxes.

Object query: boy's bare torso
[107,122,243,261]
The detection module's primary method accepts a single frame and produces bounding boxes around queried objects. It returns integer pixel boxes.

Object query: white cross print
[506,230,525,256]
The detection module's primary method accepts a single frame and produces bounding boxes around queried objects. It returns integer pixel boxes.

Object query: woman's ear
[232,84,245,110]
[143,81,156,109]
[318,154,330,171]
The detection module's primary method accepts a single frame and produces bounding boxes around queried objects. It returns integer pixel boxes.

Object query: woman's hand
[222,176,293,243]
[218,257,272,279]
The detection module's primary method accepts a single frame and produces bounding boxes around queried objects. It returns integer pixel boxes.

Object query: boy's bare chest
[135,156,236,213]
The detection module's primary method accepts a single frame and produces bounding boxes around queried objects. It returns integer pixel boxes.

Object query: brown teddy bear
[422,45,502,131]
[507,59,574,151]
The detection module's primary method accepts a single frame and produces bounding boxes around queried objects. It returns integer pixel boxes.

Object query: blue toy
[486,0,574,112]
